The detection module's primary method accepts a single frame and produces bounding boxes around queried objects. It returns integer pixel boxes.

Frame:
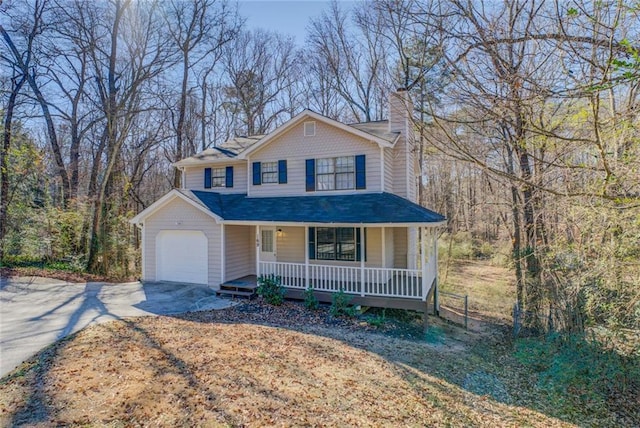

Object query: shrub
[367,309,386,328]
[330,289,358,317]
[303,286,319,310]
[257,274,285,305]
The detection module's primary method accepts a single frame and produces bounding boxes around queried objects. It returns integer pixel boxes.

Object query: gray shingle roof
[186,190,445,224]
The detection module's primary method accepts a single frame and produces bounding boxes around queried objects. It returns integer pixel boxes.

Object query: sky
[238,1,356,45]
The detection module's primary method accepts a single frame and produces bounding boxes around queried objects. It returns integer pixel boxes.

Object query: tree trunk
[0,75,26,262]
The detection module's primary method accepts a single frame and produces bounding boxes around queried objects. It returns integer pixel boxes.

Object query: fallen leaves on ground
[0,301,583,427]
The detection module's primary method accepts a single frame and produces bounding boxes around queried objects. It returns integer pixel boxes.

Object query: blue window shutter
[278,160,287,184]
[225,166,233,188]
[252,162,261,185]
[308,227,316,259]
[204,167,212,189]
[356,228,361,261]
[355,155,366,189]
[305,159,315,191]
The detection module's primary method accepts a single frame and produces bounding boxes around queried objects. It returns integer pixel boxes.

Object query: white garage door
[156,230,208,284]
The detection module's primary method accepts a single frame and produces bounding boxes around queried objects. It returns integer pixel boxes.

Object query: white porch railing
[258,261,430,300]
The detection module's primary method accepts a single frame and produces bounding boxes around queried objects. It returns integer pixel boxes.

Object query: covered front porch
[221,223,440,308]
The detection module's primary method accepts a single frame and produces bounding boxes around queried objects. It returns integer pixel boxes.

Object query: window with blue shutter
[308,227,316,259]
[355,154,366,189]
[204,167,212,189]
[252,162,261,185]
[225,166,233,187]
[305,159,315,191]
[278,160,287,184]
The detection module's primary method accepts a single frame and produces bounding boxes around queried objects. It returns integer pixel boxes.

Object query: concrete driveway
[0,276,235,377]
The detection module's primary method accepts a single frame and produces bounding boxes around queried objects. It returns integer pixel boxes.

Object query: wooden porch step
[217,278,258,299]
[216,289,255,298]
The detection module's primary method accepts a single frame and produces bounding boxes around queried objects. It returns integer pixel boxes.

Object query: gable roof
[189,191,445,225]
[129,189,222,224]
[238,110,398,158]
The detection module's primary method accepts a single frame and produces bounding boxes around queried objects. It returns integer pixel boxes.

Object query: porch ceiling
[187,190,445,225]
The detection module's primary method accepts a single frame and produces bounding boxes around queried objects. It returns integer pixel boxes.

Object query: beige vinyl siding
[143,197,221,287]
[392,134,409,199]
[393,227,408,268]
[184,163,247,193]
[364,227,382,267]
[276,226,305,263]
[225,225,255,280]
[249,120,382,197]
[383,148,394,193]
[407,133,418,203]
[384,227,395,268]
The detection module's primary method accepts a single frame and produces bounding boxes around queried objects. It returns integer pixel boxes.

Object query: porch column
[381,226,386,268]
[421,227,427,301]
[220,224,225,283]
[433,228,439,314]
[304,226,310,288]
[360,225,365,296]
[255,225,260,277]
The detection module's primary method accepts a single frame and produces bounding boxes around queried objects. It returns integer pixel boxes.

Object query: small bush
[330,289,358,317]
[303,286,319,310]
[367,309,386,328]
[257,274,285,305]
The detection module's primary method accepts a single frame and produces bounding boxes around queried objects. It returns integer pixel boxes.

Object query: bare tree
[164,0,239,188]
[222,29,301,136]
[1,0,72,205]
[307,0,390,123]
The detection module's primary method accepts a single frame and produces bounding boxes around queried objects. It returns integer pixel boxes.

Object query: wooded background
[1,0,638,332]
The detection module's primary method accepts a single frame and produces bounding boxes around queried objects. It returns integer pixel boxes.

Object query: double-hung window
[316,156,355,191]
[261,161,278,184]
[211,167,226,187]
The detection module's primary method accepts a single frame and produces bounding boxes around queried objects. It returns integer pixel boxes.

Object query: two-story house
[130,90,445,312]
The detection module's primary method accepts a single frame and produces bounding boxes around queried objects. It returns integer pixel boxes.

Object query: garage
[156,230,208,284]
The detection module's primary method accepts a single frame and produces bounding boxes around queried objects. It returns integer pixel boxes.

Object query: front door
[260,227,277,262]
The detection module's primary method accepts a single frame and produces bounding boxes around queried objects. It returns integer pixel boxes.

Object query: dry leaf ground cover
[1,261,637,427]
[0,299,607,428]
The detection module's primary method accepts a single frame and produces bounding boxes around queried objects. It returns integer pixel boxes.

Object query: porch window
[313,227,362,261]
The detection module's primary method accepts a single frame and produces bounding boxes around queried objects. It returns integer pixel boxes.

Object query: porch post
[433,228,439,314]
[381,226,386,268]
[220,224,225,283]
[256,225,260,278]
[304,226,309,288]
[360,225,365,296]
[421,227,427,301]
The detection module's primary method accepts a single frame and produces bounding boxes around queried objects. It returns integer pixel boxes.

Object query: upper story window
[306,155,366,192]
[261,161,278,184]
[316,156,355,190]
[304,121,316,136]
[253,160,287,185]
[204,166,233,188]
[211,167,226,187]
